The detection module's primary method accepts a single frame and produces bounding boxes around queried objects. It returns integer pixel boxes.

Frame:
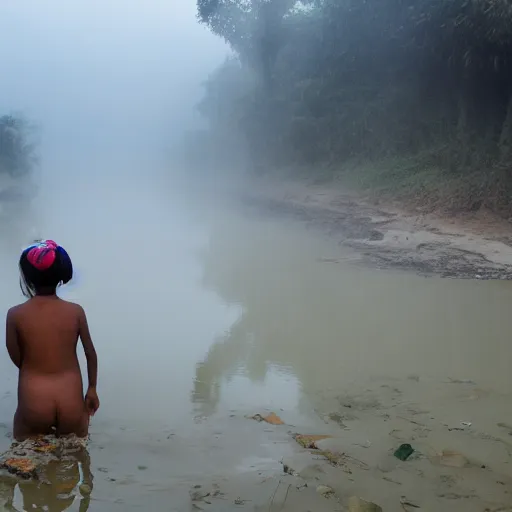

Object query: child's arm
[78,305,100,415]
[5,308,21,369]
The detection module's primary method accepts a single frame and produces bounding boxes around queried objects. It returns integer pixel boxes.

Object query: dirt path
[242,179,512,279]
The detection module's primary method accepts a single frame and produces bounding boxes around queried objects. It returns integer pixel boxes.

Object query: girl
[5,240,99,441]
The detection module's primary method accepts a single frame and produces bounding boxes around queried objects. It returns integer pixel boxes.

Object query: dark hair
[19,243,73,298]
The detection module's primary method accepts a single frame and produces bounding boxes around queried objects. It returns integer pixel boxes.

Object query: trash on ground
[248,412,284,425]
[450,421,472,431]
[293,434,331,449]
[394,443,415,461]
[348,496,383,512]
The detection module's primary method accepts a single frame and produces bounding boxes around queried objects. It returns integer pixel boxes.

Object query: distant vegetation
[0,114,38,179]
[194,0,512,214]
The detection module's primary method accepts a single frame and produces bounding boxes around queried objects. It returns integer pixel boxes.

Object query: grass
[330,156,512,216]
[259,146,512,217]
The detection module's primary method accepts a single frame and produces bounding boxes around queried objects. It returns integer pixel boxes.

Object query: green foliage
[0,114,38,177]
[195,0,512,211]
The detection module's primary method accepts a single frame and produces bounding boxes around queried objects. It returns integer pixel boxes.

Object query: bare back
[13,297,82,375]
[6,296,98,440]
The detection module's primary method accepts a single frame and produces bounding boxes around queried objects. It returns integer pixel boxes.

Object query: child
[5,240,99,441]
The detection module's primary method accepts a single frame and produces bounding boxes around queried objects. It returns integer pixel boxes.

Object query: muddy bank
[241,179,512,279]
[186,372,512,512]
[274,374,512,511]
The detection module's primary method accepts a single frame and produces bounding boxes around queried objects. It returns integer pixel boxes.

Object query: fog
[0,0,227,163]
[2,3,512,511]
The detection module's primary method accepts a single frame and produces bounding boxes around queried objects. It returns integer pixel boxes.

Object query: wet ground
[244,179,512,280]
[0,166,511,510]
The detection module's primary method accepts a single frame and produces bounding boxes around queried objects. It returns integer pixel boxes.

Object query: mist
[1,2,512,510]
[0,0,227,166]
[0,0,237,456]
[0,0,232,438]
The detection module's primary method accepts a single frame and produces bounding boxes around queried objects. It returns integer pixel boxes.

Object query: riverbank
[241,177,512,280]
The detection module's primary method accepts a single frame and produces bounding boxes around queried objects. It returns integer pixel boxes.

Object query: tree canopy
[195,0,512,210]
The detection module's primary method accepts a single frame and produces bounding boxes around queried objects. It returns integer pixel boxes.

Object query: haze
[0,1,512,510]
[0,0,227,160]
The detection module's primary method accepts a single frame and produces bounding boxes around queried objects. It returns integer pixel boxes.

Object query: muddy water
[0,168,511,510]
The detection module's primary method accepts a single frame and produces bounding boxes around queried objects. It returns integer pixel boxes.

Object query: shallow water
[0,165,512,510]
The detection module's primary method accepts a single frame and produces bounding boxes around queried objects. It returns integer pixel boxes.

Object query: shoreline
[241,177,512,280]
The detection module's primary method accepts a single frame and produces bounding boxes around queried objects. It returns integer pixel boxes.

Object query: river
[0,163,511,511]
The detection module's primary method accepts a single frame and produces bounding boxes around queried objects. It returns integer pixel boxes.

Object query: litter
[247,412,285,425]
[394,444,414,461]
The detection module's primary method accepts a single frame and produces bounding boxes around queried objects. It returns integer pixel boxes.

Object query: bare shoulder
[60,300,86,317]
[6,303,23,321]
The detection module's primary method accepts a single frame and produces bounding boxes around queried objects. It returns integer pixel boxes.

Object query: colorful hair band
[26,239,58,271]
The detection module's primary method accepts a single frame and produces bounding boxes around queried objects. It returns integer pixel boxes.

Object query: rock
[282,463,296,476]
[79,483,92,496]
[316,485,334,498]
[348,496,383,512]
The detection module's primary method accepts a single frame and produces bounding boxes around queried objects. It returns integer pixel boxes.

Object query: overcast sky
[0,0,227,155]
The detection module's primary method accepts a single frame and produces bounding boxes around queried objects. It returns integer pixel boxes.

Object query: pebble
[79,483,92,496]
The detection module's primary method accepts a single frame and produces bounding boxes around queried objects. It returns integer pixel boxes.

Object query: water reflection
[192,317,249,416]
[0,447,94,512]
[192,209,512,417]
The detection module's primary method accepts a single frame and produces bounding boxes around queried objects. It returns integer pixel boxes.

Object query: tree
[197,0,300,87]
[0,114,39,177]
